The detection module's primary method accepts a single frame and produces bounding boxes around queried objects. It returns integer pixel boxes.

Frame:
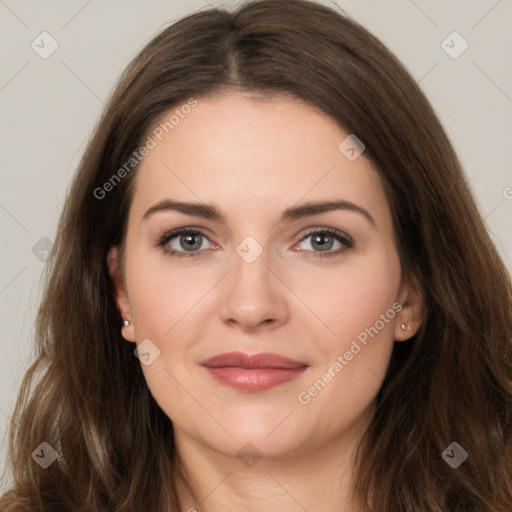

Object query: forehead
[129,92,390,228]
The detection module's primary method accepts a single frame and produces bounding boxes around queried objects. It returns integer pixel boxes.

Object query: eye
[157,227,214,258]
[156,226,354,259]
[295,228,354,257]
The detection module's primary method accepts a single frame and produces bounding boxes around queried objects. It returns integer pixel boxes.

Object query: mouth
[200,352,309,392]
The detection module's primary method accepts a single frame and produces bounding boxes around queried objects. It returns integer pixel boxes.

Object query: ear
[394,274,424,342]
[107,246,136,342]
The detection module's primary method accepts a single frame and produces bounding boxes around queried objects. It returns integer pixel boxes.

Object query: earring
[401,323,412,331]
[123,320,130,327]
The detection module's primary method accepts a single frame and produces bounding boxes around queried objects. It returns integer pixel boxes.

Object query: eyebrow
[142,199,376,228]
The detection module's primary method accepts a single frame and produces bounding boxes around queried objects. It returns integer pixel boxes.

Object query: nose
[219,243,290,332]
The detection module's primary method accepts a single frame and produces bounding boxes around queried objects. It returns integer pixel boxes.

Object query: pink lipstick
[201,352,309,392]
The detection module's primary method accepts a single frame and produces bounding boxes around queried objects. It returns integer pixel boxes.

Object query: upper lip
[201,352,308,369]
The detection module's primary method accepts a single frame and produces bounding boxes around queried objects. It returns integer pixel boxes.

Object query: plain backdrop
[1,0,511,489]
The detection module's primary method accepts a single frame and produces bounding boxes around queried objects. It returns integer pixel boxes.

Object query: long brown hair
[1,0,511,510]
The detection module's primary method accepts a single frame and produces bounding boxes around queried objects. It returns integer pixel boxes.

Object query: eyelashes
[156,226,354,259]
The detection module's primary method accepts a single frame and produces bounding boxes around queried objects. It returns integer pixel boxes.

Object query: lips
[201,352,308,369]
[201,352,309,392]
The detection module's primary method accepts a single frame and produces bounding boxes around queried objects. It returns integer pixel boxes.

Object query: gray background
[1,0,511,489]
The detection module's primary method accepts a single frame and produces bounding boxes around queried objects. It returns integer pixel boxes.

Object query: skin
[108,92,423,511]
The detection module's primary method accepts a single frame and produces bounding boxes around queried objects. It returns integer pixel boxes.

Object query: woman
[1,0,511,510]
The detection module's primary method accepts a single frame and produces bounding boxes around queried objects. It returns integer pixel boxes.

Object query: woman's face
[109,92,420,461]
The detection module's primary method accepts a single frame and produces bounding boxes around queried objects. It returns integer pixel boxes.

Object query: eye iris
[312,233,333,251]
[181,233,202,251]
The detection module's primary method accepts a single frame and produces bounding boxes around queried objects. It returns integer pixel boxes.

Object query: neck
[173,408,373,512]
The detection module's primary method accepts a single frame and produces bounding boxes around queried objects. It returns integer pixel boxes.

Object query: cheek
[303,243,401,351]
[124,249,219,392]
[126,250,209,339]
[124,254,208,425]
[296,247,401,416]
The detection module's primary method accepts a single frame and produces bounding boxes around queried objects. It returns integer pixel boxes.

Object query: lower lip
[203,366,308,392]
